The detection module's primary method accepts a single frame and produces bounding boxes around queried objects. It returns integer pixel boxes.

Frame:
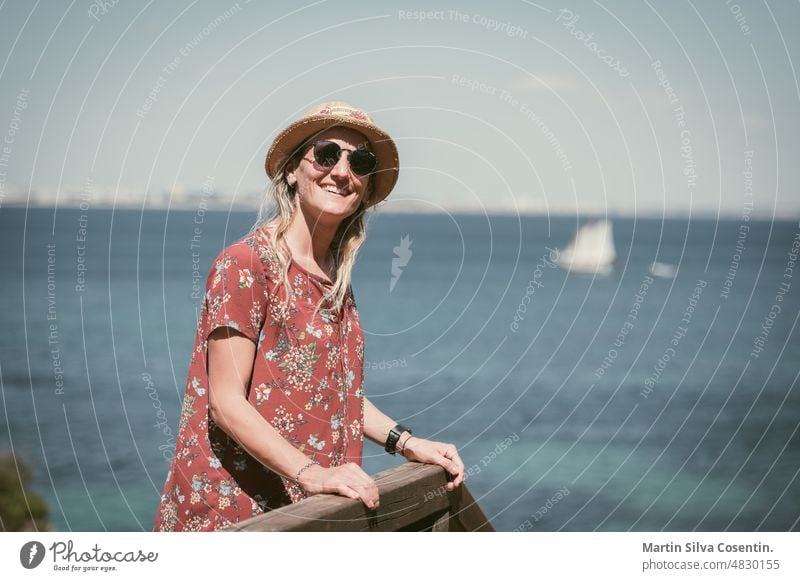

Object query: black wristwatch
[384,423,412,455]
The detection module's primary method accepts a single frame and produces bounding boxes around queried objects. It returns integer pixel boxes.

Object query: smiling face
[284,126,373,228]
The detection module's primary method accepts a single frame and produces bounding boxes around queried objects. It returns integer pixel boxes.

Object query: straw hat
[265,101,399,207]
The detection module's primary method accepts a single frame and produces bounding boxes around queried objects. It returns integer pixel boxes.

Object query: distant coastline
[1,183,797,219]
[2,199,797,220]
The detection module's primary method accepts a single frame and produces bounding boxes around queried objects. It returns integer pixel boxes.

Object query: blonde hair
[249,158,372,320]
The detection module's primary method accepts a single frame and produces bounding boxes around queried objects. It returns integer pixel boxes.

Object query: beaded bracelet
[295,459,319,483]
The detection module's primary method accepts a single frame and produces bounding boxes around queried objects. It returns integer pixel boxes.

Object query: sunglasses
[304,140,378,177]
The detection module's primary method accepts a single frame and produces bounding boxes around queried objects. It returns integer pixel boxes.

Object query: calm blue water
[1,207,798,531]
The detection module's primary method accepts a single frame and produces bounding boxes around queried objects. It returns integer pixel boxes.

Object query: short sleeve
[203,241,269,343]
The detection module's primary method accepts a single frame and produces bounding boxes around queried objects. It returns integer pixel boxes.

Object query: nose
[329,151,351,180]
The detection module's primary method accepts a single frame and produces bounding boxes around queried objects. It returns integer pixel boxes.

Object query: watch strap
[384,423,412,455]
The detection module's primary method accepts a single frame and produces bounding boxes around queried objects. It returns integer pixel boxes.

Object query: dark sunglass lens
[349,150,377,176]
[313,141,341,168]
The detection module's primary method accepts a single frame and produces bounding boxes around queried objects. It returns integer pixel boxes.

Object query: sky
[0,0,798,217]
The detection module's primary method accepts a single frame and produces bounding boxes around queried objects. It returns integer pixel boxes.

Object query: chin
[304,203,357,224]
[321,198,362,216]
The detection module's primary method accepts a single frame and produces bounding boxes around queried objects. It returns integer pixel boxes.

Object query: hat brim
[265,115,399,207]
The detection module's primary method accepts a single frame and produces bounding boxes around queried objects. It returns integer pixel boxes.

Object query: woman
[154,102,464,532]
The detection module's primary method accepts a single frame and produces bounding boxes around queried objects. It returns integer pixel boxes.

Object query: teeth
[323,186,347,195]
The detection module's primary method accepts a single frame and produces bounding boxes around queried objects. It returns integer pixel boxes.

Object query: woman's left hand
[401,437,464,490]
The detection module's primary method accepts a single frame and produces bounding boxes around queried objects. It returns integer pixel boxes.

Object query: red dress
[154,228,365,531]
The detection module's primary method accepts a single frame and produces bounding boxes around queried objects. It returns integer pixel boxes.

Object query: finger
[433,456,457,489]
[342,470,377,495]
[445,446,464,468]
[336,484,362,502]
[450,451,465,486]
[444,446,463,468]
[443,456,461,478]
[349,482,379,509]
[440,447,464,488]
[330,467,379,506]
[441,444,458,458]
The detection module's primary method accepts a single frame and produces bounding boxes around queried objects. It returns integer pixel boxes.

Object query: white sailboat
[556,219,616,275]
[649,261,676,279]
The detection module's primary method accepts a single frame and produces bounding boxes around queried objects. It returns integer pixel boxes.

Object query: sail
[556,219,616,275]
[649,261,676,279]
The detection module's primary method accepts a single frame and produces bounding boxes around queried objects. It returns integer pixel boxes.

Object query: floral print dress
[154,228,365,531]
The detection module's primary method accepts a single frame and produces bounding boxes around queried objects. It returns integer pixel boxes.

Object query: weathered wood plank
[447,481,495,532]
[224,462,494,532]
[225,463,448,531]
[431,510,450,532]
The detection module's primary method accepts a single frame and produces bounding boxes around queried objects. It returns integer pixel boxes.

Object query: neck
[284,201,341,270]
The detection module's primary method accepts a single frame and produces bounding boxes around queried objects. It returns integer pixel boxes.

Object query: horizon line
[2,201,798,221]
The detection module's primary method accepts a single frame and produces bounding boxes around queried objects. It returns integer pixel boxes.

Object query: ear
[284,158,299,187]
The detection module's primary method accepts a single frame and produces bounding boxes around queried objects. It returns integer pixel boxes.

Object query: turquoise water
[1,207,798,531]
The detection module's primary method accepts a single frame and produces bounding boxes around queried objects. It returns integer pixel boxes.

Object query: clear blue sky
[1,0,798,217]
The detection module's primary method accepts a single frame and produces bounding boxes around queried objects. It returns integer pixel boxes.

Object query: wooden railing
[224,462,495,532]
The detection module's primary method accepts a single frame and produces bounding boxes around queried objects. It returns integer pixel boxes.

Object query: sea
[0,207,798,532]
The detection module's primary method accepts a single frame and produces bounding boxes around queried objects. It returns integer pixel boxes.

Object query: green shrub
[0,453,51,531]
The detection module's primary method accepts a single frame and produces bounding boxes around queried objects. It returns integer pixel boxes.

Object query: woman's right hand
[297,462,379,510]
